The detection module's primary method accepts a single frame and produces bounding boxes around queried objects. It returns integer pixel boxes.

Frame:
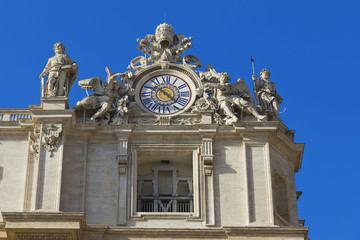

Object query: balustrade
[0,110,31,121]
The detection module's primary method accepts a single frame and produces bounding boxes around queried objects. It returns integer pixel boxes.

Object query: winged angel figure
[73,67,131,123]
[201,65,266,124]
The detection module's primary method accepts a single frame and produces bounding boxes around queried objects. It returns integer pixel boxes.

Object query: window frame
[130,144,201,220]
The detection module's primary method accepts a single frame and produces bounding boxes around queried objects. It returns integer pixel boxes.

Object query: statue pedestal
[199,110,214,124]
[41,97,69,110]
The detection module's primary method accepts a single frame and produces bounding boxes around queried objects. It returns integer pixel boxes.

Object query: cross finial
[164,13,166,23]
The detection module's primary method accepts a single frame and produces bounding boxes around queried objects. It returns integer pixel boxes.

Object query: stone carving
[252,69,283,118]
[41,124,62,157]
[39,43,78,97]
[69,23,286,126]
[131,23,200,68]
[111,95,129,125]
[201,65,266,124]
[191,91,217,113]
[172,117,201,125]
[128,56,147,71]
[28,127,40,158]
[74,67,131,123]
[17,234,70,240]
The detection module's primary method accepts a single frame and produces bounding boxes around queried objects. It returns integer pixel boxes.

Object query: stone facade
[0,23,308,240]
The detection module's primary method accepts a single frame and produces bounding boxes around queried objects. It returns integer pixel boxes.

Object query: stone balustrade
[0,109,31,121]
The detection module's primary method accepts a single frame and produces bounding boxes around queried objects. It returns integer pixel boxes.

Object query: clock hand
[159,87,174,100]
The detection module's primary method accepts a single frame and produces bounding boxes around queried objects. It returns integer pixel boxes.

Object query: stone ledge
[82,226,309,239]
[2,212,84,240]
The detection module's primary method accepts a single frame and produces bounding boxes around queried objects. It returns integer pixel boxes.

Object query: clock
[135,69,197,116]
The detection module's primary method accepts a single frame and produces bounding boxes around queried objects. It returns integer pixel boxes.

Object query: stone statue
[73,67,130,123]
[202,65,266,124]
[39,43,78,97]
[133,23,199,67]
[111,95,129,125]
[252,69,283,118]
[191,90,217,113]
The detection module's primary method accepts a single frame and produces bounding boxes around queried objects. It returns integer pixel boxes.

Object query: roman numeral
[144,85,153,89]
[141,92,151,98]
[151,78,160,85]
[150,103,160,112]
[177,97,188,107]
[178,84,187,90]
[180,91,190,97]
[161,106,171,114]
[142,98,152,105]
[161,76,171,83]
[172,78,178,85]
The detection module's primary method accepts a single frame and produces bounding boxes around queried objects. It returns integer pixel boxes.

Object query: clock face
[139,74,193,115]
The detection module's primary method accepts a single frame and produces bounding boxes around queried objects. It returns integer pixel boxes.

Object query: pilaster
[115,127,132,226]
[198,126,217,227]
[242,134,274,226]
[24,97,73,212]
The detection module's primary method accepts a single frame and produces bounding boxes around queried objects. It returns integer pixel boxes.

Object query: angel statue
[252,69,283,118]
[202,65,266,124]
[73,67,130,123]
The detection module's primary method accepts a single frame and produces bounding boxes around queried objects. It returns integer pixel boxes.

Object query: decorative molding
[41,123,62,157]
[201,139,214,165]
[17,234,70,240]
[28,126,41,158]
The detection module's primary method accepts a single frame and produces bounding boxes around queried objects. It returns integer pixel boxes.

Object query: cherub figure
[191,90,217,113]
[111,95,129,125]
[252,69,283,118]
[74,67,130,122]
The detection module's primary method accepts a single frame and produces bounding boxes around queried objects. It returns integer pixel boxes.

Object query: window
[130,145,201,219]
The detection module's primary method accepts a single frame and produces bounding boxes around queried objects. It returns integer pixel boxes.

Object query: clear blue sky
[1,1,359,239]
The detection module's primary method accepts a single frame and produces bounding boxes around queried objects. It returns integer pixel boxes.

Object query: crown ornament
[155,23,174,48]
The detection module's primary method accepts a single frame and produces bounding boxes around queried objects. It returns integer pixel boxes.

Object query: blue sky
[1,0,360,239]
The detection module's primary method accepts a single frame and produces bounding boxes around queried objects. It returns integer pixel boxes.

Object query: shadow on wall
[0,166,3,183]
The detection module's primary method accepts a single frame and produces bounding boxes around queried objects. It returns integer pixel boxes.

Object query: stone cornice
[83,225,309,238]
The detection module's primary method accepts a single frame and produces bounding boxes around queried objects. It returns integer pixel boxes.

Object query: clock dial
[139,74,192,115]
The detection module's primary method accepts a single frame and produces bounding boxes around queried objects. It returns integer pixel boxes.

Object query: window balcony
[138,198,193,213]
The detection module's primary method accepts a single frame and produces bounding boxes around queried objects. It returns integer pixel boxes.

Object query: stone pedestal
[41,97,69,110]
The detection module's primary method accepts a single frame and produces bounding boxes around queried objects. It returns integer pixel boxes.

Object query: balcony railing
[0,110,31,121]
[138,199,193,213]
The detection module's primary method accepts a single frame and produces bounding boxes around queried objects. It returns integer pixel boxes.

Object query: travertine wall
[213,139,249,226]
[0,133,28,222]
[0,119,307,239]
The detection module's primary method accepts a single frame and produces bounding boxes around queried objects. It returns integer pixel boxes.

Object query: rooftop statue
[39,43,78,97]
[201,65,266,124]
[69,23,283,125]
[252,69,283,118]
[131,23,201,69]
[73,67,131,123]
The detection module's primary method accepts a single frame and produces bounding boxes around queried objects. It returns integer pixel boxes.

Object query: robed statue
[252,69,283,118]
[39,42,78,97]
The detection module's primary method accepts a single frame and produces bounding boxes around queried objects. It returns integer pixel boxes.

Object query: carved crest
[41,124,62,157]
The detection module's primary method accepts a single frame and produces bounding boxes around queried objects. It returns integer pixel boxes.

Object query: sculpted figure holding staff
[203,68,266,124]
[252,69,283,118]
[39,43,78,97]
